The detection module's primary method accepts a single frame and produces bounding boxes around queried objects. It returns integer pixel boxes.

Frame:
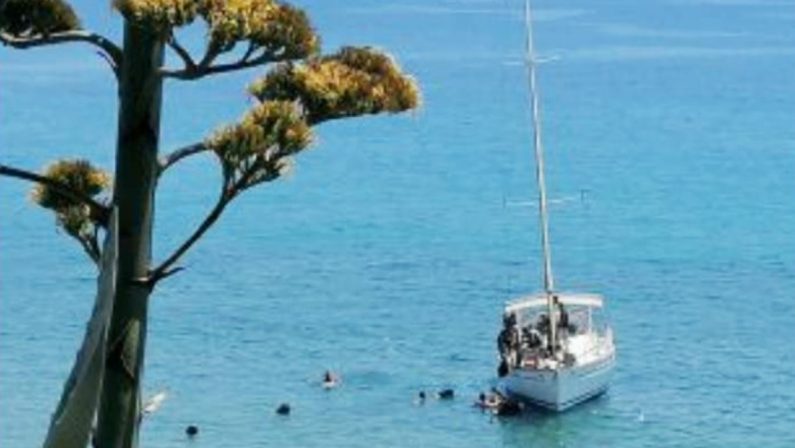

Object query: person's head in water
[438,389,454,400]
[185,425,199,437]
[479,392,486,402]
[276,403,291,415]
[324,370,332,382]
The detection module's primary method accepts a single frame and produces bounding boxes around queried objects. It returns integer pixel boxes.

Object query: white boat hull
[501,353,615,411]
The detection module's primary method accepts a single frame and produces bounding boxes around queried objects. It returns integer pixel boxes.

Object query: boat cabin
[498,293,609,370]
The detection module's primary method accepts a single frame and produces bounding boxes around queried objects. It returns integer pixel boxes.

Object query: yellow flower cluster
[0,0,80,36]
[207,100,312,186]
[32,159,110,210]
[201,0,318,57]
[249,46,420,123]
[113,0,199,31]
[113,0,318,58]
[31,159,110,237]
[56,205,95,238]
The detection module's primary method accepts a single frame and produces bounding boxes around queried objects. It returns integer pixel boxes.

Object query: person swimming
[437,388,455,400]
[322,370,340,389]
[414,390,427,405]
[474,391,502,410]
[275,402,291,415]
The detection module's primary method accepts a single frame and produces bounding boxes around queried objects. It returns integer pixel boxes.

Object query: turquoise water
[2,0,794,447]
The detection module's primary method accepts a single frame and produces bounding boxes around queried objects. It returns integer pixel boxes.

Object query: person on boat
[497,358,509,377]
[536,313,550,336]
[522,325,543,350]
[534,313,557,357]
[497,313,520,371]
[553,295,570,332]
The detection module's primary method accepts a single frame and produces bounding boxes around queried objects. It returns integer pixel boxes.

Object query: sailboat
[495,0,616,412]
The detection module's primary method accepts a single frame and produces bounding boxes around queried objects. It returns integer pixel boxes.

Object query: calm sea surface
[2,1,794,447]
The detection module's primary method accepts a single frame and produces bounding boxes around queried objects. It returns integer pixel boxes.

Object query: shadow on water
[494,394,612,448]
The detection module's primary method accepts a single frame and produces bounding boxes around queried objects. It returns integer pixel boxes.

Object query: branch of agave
[158,142,208,174]
[149,154,277,285]
[70,230,101,264]
[165,32,196,72]
[0,30,122,76]
[0,163,111,226]
[160,47,277,80]
[148,186,230,285]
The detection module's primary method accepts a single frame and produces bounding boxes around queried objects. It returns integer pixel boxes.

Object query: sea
[1,0,794,447]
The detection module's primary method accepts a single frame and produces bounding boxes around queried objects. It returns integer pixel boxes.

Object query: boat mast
[523,0,558,353]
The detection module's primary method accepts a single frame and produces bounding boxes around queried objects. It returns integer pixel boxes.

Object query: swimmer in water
[437,388,455,400]
[474,391,502,410]
[276,403,291,415]
[185,425,199,437]
[322,370,340,389]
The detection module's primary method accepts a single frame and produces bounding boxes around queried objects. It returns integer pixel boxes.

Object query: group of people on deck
[496,295,573,376]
